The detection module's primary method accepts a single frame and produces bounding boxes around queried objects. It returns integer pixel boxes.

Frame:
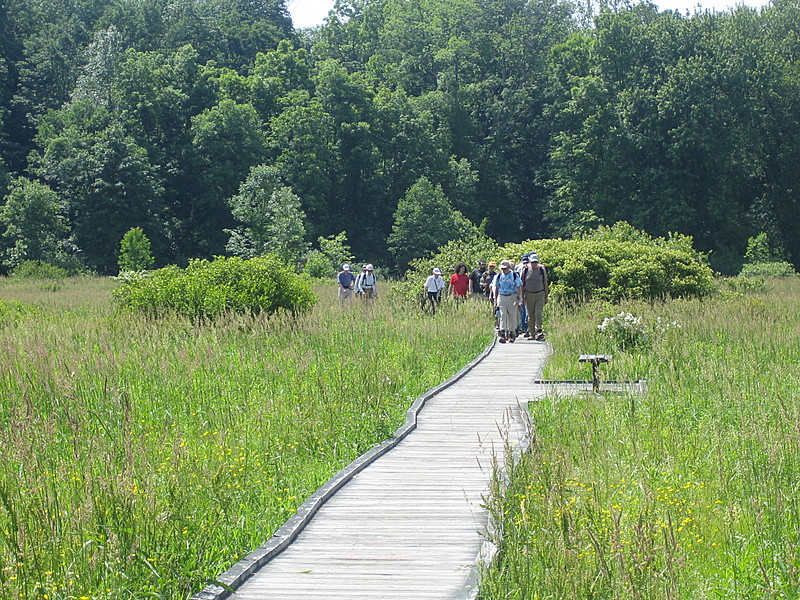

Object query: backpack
[522,264,546,292]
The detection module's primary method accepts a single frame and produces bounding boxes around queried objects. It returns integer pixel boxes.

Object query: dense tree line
[0,0,797,275]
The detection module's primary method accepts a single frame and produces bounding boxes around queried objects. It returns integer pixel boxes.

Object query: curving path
[194,338,551,600]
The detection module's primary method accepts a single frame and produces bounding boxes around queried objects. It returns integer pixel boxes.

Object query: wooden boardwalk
[197,338,551,600]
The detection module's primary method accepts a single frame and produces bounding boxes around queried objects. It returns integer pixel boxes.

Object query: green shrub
[0,297,29,325]
[722,274,766,292]
[10,260,70,279]
[302,249,333,278]
[113,255,316,320]
[739,261,796,278]
[396,235,498,300]
[499,224,714,302]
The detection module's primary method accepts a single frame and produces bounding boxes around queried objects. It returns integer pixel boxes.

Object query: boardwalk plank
[217,341,550,600]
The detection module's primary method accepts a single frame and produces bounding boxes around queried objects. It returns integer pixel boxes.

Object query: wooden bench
[578,354,612,392]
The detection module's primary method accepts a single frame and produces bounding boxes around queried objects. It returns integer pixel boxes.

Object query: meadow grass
[0,278,492,600]
[481,279,800,599]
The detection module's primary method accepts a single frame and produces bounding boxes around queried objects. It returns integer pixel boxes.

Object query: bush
[10,260,70,279]
[113,255,316,320]
[0,297,29,325]
[397,235,498,300]
[499,224,714,302]
[739,261,796,279]
[597,311,681,350]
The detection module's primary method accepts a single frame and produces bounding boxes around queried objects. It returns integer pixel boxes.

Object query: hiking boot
[498,331,507,343]
[509,331,516,343]
[535,330,545,341]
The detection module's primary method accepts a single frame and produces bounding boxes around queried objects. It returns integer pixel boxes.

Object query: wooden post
[578,354,612,392]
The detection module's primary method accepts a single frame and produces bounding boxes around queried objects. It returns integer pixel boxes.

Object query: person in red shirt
[449,263,470,301]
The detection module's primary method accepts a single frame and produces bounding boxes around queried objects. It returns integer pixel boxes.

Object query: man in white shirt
[424,267,446,313]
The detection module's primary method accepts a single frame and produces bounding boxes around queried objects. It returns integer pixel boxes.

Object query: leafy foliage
[10,260,70,279]
[118,227,154,273]
[113,255,316,320]
[303,231,354,278]
[0,177,68,270]
[501,223,714,302]
[225,165,308,266]
[396,234,498,300]
[388,176,480,271]
[3,0,800,274]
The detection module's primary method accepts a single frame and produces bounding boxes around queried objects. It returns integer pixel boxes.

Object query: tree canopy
[1,0,798,274]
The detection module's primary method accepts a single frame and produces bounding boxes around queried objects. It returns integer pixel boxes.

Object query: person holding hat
[337,264,356,305]
[521,253,549,340]
[490,259,523,343]
[355,264,378,300]
[424,267,446,313]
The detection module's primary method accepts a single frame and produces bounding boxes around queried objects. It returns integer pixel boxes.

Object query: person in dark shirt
[469,260,487,299]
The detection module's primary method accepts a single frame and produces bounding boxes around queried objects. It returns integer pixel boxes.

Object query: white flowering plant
[597,312,680,350]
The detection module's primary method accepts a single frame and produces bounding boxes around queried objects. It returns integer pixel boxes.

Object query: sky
[286,0,767,29]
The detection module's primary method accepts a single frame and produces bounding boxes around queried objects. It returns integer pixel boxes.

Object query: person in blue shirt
[490,260,523,343]
[337,264,356,305]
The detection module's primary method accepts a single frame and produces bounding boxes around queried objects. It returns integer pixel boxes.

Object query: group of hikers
[336,264,379,303]
[335,253,549,343]
[423,253,549,342]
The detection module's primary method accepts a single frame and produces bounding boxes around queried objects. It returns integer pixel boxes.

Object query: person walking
[355,264,378,299]
[449,262,470,302]
[522,253,549,340]
[491,260,522,343]
[469,260,487,299]
[516,254,530,337]
[481,261,497,301]
[424,267,446,313]
[337,264,356,305]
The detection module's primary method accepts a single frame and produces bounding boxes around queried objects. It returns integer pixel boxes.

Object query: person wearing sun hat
[521,252,549,340]
[424,267,446,313]
[490,259,523,343]
[355,264,378,300]
[337,263,356,305]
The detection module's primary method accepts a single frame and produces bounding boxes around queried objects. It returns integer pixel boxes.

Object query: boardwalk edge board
[191,338,498,600]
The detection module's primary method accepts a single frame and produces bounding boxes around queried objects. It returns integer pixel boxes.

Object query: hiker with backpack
[481,262,497,301]
[521,253,549,340]
[491,260,523,343]
[355,264,378,300]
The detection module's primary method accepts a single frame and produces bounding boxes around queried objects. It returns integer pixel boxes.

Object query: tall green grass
[481,280,800,599]
[0,278,491,600]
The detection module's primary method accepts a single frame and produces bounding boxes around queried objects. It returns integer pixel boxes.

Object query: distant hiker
[355,264,378,299]
[337,264,356,305]
[424,267,446,313]
[491,260,522,343]
[449,262,470,301]
[481,261,497,301]
[522,253,549,340]
[469,260,487,299]
[517,254,530,337]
